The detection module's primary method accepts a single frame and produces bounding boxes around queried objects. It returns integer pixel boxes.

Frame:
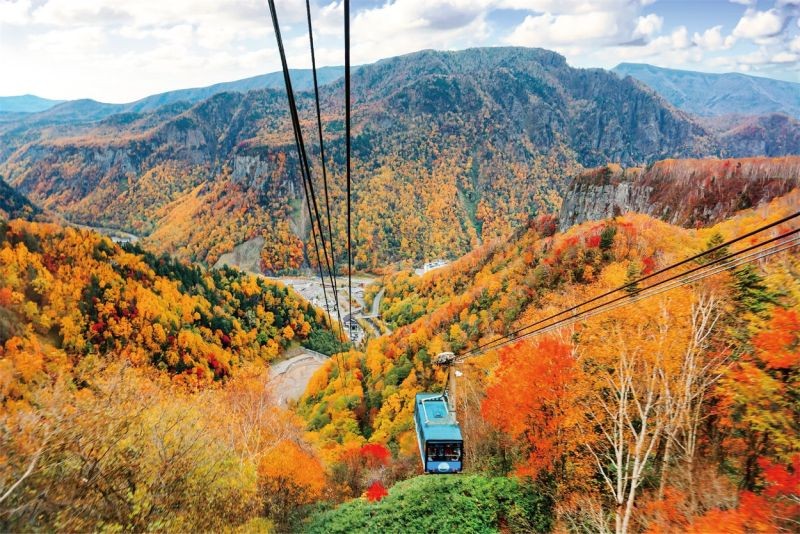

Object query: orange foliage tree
[481,338,580,479]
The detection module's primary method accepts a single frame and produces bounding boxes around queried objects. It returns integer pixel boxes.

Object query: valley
[2,36,800,534]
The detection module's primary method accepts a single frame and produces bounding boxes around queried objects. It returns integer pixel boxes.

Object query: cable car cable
[266,0,351,385]
[482,235,800,352]
[460,225,800,359]
[344,0,354,341]
[305,0,343,334]
[267,0,346,341]
[457,226,800,360]
[458,209,800,359]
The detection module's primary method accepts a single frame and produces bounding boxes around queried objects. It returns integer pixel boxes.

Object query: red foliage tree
[365,481,389,502]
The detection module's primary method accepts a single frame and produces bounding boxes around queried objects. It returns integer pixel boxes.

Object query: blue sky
[0,0,798,102]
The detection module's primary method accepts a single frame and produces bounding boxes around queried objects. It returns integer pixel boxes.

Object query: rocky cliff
[558,156,800,231]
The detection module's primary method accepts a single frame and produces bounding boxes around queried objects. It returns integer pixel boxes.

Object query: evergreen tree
[624,261,641,295]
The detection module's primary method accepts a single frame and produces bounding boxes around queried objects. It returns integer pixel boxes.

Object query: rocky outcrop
[559,156,800,231]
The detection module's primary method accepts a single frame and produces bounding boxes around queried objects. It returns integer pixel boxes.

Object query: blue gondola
[413,392,463,474]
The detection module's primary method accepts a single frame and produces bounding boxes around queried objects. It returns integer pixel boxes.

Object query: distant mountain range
[0,67,344,124]
[1,47,798,272]
[613,63,800,119]
[0,94,66,113]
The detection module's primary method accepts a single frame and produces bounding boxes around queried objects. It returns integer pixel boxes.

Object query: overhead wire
[462,224,800,359]
[483,234,800,352]
[344,0,353,342]
[458,209,800,360]
[304,0,343,339]
[267,0,345,340]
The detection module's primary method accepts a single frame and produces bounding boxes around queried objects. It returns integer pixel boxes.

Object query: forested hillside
[298,190,800,531]
[4,47,795,273]
[0,219,329,384]
[0,177,39,221]
[0,217,353,530]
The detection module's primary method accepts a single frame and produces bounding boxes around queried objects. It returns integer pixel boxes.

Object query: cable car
[414,392,463,474]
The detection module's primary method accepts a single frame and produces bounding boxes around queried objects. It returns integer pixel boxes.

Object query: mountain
[0,94,65,113]
[297,185,800,532]
[613,63,800,119]
[124,66,344,114]
[558,156,800,231]
[0,47,723,271]
[1,47,797,273]
[712,113,800,157]
[0,67,344,127]
[0,217,345,532]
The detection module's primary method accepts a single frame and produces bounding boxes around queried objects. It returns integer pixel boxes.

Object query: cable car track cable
[305,0,341,320]
[458,209,800,360]
[480,235,800,352]
[345,0,353,341]
[267,0,345,345]
[267,0,344,338]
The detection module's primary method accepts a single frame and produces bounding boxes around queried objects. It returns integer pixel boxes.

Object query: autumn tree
[258,440,326,530]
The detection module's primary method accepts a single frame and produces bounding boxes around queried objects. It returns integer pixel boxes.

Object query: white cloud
[0,0,32,25]
[729,0,755,5]
[633,13,662,38]
[732,8,786,40]
[771,51,799,63]
[349,0,491,65]
[1,0,797,101]
[692,25,736,50]
[506,11,622,46]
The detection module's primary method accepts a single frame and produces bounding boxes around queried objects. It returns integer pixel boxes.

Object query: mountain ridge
[0,66,344,125]
[2,47,798,272]
[613,62,800,119]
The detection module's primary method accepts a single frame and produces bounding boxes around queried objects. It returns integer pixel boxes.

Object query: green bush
[304,475,553,533]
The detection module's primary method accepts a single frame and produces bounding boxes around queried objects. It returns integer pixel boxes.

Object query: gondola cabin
[414,393,463,474]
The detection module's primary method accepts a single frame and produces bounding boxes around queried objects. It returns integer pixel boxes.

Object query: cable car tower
[413,352,464,474]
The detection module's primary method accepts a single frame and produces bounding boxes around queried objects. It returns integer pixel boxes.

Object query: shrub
[304,475,553,533]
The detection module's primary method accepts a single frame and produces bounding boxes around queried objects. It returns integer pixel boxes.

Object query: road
[371,288,385,316]
[70,223,140,243]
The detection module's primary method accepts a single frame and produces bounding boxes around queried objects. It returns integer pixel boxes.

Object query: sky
[0,0,798,103]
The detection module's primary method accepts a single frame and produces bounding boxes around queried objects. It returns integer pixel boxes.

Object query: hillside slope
[0,176,40,220]
[0,219,330,388]
[297,187,800,531]
[0,94,65,113]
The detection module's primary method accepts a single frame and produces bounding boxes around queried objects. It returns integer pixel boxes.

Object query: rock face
[558,156,800,231]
